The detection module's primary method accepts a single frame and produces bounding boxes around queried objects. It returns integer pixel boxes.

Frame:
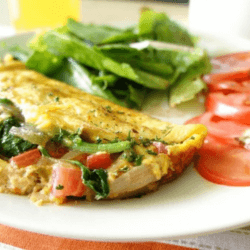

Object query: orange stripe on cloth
[0,224,197,250]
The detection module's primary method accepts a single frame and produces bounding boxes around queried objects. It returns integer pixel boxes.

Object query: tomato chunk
[10,148,41,168]
[152,142,168,154]
[205,92,250,124]
[87,152,113,170]
[51,164,85,198]
[196,135,250,186]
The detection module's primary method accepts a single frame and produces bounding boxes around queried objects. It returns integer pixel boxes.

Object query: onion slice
[9,124,50,146]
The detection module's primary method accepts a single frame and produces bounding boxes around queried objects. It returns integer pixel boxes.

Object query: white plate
[0,32,250,242]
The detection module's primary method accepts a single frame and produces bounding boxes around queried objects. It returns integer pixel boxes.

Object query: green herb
[55,184,64,190]
[117,111,125,114]
[153,136,168,144]
[69,160,109,199]
[105,106,112,112]
[119,165,129,172]
[54,96,60,102]
[96,136,102,143]
[0,98,14,106]
[38,145,50,157]
[139,137,151,147]
[123,150,143,166]
[0,117,36,158]
[146,150,157,155]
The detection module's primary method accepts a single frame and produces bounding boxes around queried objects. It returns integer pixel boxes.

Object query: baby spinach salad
[6,8,212,108]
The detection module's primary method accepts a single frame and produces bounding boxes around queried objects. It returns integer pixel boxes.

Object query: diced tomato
[152,142,168,154]
[204,52,250,84]
[72,153,88,165]
[10,148,41,168]
[205,92,250,125]
[87,152,113,170]
[196,135,250,186]
[51,164,85,198]
[46,141,68,159]
[185,112,250,143]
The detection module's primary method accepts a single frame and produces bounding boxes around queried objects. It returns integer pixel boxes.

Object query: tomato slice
[205,92,250,124]
[207,80,250,94]
[186,112,250,143]
[51,164,86,198]
[87,152,113,170]
[204,52,250,84]
[196,135,250,186]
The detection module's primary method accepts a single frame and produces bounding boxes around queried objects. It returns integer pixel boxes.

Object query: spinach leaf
[67,18,137,45]
[8,45,31,62]
[52,58,128,107]
[0,117,36,158]
[26,50,64,76]
[69,160,109,199]
[138,8,195,47]
[41,30,169,89]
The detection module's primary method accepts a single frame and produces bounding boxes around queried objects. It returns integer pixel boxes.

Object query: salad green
[7,8,211,109]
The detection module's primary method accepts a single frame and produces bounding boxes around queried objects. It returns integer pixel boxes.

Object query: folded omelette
[0,58,207,205]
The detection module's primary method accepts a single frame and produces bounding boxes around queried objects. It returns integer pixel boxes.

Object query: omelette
[0,56,207,205]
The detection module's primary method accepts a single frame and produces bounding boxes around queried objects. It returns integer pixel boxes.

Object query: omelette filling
[0,98,172,204]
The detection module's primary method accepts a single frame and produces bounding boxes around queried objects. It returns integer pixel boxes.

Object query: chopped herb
[38,145,50,157]
[153,136,168,144]
[56,184,64,190]
[189,135,195,140]
[48,92,54,96]
[139,137,151,147]
[55,96,60,102]
[105,105,112,112]
[119,165,129,172]
[146,149,157,155]
[123,150,143,166]
[117,111,125,114]
[96,136,102,143]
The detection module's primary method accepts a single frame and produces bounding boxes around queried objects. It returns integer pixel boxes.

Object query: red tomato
[204,52,250,84]
[10,148,41,168]
[87,152,113,170]
[207,80,250,94]
[51,165,86,198]
[185,112,250,143]
[46,141,68,159]
[205,92,250,124]
[196,135,250,186]
[152,141,168,154]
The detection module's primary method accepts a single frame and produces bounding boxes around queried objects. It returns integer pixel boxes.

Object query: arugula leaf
[69,160,109,199]
[0,117,36,158]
